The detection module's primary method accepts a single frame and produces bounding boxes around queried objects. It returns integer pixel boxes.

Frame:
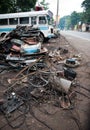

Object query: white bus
[0,10,55,41]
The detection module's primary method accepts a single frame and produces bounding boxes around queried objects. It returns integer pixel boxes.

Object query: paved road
[61,30,90,130]
[60,30,90,61]
[61,30,90,41]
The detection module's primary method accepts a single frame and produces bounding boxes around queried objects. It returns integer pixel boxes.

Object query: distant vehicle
[0,10,55,42]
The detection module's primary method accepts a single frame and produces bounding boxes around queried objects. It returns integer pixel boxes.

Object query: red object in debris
[35,6,43,11]
[11,45,20,51]
[24,38,37,45]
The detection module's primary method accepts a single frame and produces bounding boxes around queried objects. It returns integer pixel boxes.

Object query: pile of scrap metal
[49,47,68,63]
[0,30,87,130]
[0,25,48,68]
[0,45,82,129]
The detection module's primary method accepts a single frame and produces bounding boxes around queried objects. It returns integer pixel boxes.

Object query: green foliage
[59,16,65,30]
[0,0,12,13]
[59,12,83,30]
[81,0,90,22]
[70,11,81,29]
[65,16,71,30]
[82,0,90,10]
[17,0,37,12]
[59,16,71,30]
[0,0,37,14]
[40,0,49,10]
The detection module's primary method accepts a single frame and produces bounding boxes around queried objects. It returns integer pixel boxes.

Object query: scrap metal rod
[9,56,43,82]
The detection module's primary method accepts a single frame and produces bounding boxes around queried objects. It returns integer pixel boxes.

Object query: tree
[0,0,37,14]
[65,16,71,30]
[17,0,37,12]
[59,17,65,30]
[0,0,12,13]
[59,12,82,30]
[70,11,81,29]
[81,0,90,22]
[40,0,49,10]
[59,16,70,30]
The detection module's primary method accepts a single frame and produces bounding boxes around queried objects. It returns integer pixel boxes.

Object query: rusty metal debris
[0,92,24,114]
[64,58,80,68]
[48,47,69,64]
[0,26,48,69]
[0,26,85,130]
[64,67,77,80]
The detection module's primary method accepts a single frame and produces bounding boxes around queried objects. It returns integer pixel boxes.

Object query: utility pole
[56,0,59,27]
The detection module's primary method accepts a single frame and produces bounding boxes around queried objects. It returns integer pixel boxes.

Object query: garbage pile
[0,25,48,68]
[0,28,88,130]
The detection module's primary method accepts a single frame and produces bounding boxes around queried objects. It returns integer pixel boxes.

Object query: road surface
[60,30,90,61]
[61,30,90,130]
[61,30,90,41]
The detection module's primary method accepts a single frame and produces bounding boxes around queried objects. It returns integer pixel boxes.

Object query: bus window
[39,16,46,24]
[0,19,8,25]
[31,16,37,25]
[47,15,53,25]
[20,17,29,24]
[9,18,18,25]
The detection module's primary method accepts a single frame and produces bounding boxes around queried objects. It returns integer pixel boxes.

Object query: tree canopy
[81,0,90,22]
[0,0,11,13]
[40,0,49,10]
[70,11,81,29]
[0,0,37,14]
[59,11,83,30]
[17,0,37,12]
[59,16,70,30]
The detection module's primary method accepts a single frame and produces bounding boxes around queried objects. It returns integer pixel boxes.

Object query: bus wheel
[38,33,44,43]
[0,33,6,38]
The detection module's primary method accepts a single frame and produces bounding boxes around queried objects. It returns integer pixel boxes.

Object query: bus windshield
[47,15,53,25]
